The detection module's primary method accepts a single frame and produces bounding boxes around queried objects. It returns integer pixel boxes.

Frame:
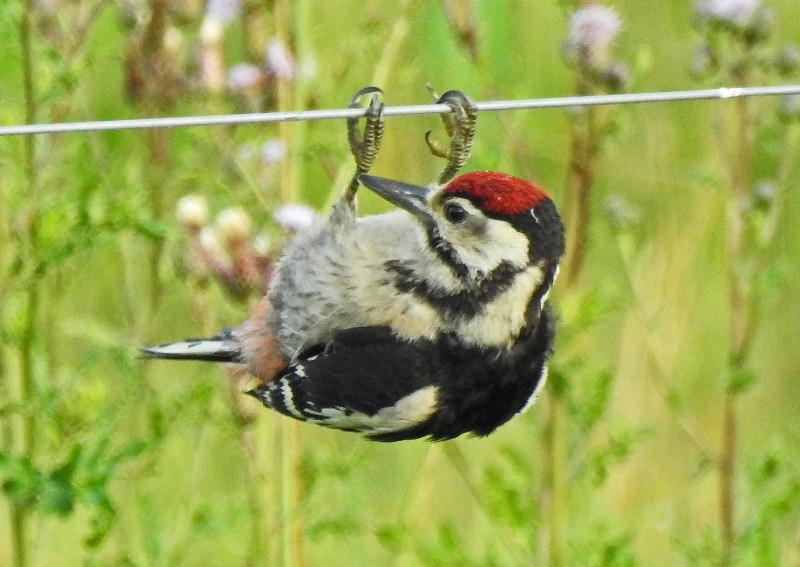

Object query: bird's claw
[425,87,477,184]
[346,86,385,201]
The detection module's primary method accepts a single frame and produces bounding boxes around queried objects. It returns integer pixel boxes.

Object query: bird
[143,88,565,441]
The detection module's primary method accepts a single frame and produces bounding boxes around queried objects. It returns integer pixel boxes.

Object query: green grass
[1,1,800,566]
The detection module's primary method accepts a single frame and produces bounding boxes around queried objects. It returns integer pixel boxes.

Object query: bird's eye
[443,203,468,224]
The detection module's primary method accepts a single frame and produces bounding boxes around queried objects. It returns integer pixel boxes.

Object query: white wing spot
[280,379,304,419]
[313,386,440,434]
[294,364,307,378]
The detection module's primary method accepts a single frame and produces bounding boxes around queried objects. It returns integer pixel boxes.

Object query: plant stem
[275,0,295,205]
[719,391,737,565]
[540,390,565,567]
[541,83,600,567]
[272,3,306,565]
[12,3,38,566]
[561,102,599,288]
[720,94,755,567]
[142,0,170,324]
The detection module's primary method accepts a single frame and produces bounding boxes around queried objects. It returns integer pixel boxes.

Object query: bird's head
[359,171,565,282]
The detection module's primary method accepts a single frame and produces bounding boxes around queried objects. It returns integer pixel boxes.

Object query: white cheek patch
[447,218,531,275]
[309,386,439,434]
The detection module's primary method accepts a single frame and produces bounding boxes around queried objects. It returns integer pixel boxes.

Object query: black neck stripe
[385,260,525,319]
[424,224,469,280]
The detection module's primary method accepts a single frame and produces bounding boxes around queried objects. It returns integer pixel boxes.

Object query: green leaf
[726,367,757,395]
[0,452,42,506]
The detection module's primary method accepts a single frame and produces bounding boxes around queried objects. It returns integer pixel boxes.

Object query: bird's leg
[424,87,478,184]
[345,86,385,204]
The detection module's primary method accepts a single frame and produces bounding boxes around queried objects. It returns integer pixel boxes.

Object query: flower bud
[690,44,713,79]
[197,227,225,258]
[778,94,800,123]
[604,62,631,91]
[744,6,773,43]
[751,180,776,210]
[251,233,272,258]
[604,194,640,230]
[776,43,800,76]
[217,207,252,245]
[176,195,209,231]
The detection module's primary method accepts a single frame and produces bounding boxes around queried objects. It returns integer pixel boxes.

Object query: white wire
[1,85,799,137]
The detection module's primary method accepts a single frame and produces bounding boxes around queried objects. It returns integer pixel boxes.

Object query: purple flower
[261,139,287,165]
[273,204,318,233]
[265,39,295,80]
[205,0,242,23]
[695,0,760,27]
[227,63,264,91]
[566,6,622,54]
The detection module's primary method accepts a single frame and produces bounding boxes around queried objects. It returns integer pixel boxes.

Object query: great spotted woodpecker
[144,88,565,441]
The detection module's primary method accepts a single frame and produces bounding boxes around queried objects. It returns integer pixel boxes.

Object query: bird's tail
[141,328,241,363]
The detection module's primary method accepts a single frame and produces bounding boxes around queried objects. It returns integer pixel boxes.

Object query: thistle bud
[778,94,800,123]
[563,5,623,69]
[751,180,776,210]
[197,226,226,260]
[176,195,209,232]
[744,6,773,44]
[251,233,272,258]
[776,43,800,76]
[217,207,252,245]
[604,194,640,230]
[690,44,713,79]
[604,62,631,91]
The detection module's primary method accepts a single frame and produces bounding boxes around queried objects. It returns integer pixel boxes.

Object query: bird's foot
[424,87,477,184]
[345,86,385,202]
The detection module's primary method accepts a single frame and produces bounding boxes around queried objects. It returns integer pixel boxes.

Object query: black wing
[247,326,442,438]
[247,303,555,442]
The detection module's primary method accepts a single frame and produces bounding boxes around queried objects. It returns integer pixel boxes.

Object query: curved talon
[348,85,384,106]
[346,86,385,200]
[424,130,449,159]
[425,88,478,184]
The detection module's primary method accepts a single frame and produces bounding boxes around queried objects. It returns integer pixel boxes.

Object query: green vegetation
[1,1,799,565]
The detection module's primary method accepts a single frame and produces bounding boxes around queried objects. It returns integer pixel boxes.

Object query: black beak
[357,175,434,225]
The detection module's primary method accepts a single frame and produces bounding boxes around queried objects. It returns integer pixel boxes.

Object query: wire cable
[1,84,799,137]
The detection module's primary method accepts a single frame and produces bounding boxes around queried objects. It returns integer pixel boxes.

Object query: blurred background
[1,0,799,565]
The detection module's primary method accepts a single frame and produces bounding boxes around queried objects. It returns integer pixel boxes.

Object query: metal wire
[1,84,799,137]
